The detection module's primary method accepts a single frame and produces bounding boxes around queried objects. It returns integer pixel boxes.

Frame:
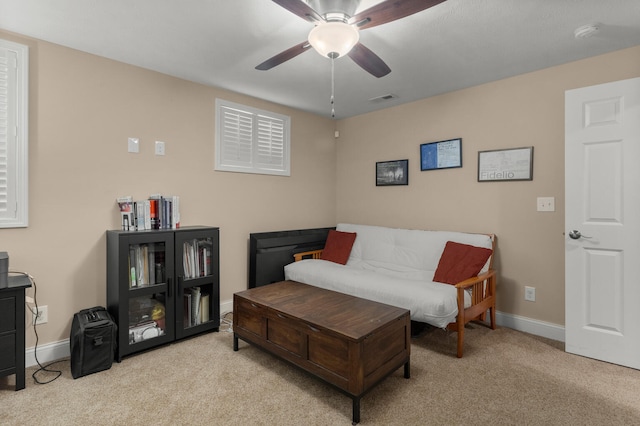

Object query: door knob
[568,230,592,239]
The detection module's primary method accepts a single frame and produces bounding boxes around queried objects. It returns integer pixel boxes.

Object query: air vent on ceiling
[574,24,600,39]
[369,94,398,103]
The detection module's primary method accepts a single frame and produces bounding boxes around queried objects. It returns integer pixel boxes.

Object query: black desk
[0,274,31,391]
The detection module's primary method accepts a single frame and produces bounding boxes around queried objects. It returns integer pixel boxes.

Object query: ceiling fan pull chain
[331,57,335,118]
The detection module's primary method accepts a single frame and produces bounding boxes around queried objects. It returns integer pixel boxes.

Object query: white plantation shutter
[257,115,285,169]
[215,99,290,176]
[0,40,28,228]
[0,49,11,215]
[219,106,253,167]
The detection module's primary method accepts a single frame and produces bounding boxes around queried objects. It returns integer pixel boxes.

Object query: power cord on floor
[12,271,64,384]
[220,311,233,333]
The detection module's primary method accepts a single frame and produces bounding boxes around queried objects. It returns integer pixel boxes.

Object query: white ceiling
[1,0,639,119]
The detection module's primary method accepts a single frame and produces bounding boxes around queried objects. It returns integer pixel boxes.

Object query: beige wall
[336,45,640,326]
[3,27,639,349]
[0,31,337,347]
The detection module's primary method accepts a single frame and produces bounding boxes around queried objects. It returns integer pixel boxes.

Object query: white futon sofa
[284,223,496,357]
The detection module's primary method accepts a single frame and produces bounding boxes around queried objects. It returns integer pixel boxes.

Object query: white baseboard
[220,299,233,316]
[26,339,70,368]
[495,311,565,342]
[25,304,563,367]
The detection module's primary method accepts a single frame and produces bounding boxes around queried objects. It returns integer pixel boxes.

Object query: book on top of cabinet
[116,194,180,231]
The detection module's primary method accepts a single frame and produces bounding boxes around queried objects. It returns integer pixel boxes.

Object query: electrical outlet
[524,286,536,302]
[33,305,48,325]
[536,197,555,212]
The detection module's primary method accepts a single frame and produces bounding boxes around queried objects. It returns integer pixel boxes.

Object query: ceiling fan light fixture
[308,21,359,59]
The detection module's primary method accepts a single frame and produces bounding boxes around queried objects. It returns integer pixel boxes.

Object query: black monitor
[248,227,333,288]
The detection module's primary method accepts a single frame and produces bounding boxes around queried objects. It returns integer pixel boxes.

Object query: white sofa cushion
[284,258,470,328]
[337,223,493,280]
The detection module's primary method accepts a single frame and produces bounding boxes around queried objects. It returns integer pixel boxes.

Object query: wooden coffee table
[233,280,411,424]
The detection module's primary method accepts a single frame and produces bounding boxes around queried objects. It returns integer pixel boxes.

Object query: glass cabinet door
[175,229,219,338]
[124,235,174,352]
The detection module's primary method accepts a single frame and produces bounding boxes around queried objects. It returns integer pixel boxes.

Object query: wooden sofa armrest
[453,269,496,289]
[448,269,497,358]
[293,249,323,262]
[454,269,496,313]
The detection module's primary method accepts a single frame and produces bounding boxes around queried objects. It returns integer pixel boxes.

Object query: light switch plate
[128,137,139,153]
[155,141,165,156]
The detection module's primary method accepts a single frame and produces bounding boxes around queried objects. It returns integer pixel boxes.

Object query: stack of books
[127,243,165,288]
[182,238,213,279]
[183,286,210,327]
[116,194,180,231]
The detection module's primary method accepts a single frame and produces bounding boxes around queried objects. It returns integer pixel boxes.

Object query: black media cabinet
[0,274,32,390]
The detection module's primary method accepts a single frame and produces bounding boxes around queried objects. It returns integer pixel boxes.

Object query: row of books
[184,286,210,327]
[128,244,165,288]
[183,238,213,279]
[117,194,180,231]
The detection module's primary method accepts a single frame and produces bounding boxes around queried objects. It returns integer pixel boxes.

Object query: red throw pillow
[320,230,357,265]
[433,241,493,285]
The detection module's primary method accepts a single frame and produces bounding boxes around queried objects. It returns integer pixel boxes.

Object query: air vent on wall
[369,94,398,103]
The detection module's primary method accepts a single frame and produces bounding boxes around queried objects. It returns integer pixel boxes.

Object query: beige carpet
[2,321,640,425]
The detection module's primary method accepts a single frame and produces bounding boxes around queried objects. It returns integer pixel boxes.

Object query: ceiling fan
[256,0,447,78]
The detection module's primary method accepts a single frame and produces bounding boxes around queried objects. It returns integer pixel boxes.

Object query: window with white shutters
[0,39,28,228]
[215,99,290,176]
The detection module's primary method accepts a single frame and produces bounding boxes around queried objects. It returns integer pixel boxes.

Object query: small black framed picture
[420,138,462,171]
[376,159,409,186]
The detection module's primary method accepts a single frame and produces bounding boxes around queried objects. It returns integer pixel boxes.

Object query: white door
[565,77,640,369]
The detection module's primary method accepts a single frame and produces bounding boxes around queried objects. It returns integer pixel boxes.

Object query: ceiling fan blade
[272,0,323,23]
[256,41,313,71]
[347,43,391,78]
[349,0,446,30]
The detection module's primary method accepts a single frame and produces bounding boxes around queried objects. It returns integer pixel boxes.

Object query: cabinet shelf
[181,276,212,288]
[128,283,167,295]
[107,226,220,361]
